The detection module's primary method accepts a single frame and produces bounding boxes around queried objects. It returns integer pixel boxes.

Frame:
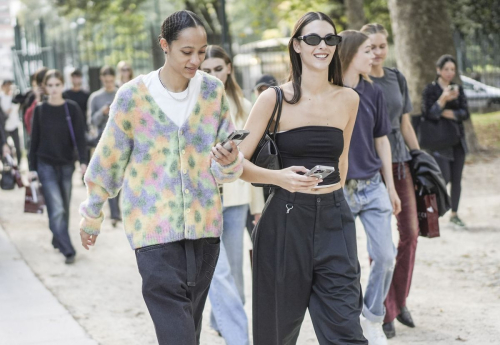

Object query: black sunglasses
[297,34,342,46]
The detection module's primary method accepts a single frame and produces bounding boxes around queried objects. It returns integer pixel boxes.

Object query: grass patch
[472,111,500,150]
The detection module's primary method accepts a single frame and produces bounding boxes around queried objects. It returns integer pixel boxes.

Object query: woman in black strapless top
[239,12,367,345]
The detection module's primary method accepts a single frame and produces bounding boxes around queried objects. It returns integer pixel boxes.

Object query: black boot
[383,321,396,339]
[396,306,415,328]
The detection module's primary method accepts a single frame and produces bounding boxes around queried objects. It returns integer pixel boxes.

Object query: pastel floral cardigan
[80,72,243,249]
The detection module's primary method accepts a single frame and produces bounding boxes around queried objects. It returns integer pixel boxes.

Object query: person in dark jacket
[28,69,87,264]
[421,55,469,228]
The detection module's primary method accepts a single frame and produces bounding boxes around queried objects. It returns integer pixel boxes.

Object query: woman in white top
[0,80,21,164]
[200,45,264,345]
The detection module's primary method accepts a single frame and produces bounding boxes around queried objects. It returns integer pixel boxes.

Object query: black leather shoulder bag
[250,86,283,188]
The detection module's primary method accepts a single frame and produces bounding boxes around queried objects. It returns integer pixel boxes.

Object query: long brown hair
[338,30,372,83]
[205,45,245,121]
[287,12,343,104]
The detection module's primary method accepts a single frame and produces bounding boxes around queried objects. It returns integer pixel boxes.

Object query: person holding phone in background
[339,30,401,345]
[421,55,469,228]
[88,66,121,227]
[201,45,264,345]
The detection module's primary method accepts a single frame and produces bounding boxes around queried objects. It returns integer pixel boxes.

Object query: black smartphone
[220,130,250,152]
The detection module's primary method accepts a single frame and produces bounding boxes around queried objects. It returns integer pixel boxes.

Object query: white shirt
[0,91,19,131]
[142,69,202,128]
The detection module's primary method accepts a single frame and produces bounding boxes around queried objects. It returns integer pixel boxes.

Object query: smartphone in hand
[305,165,335,180]
[220,130,250,152]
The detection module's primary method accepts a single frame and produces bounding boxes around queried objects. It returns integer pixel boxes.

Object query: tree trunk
[345,0,366,30]
[387,0,481,153]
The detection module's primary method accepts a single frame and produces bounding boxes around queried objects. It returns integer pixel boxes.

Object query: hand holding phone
[220,130,250,152]
[305,165,335,180]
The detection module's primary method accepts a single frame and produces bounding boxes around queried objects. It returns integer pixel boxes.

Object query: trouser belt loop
[185,240,196,287]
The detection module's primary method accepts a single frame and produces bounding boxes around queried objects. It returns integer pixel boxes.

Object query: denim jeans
[37,161,76,257]
[208,242,249,345]
[208,204,250,345]
[345,173,396,323]
[221,204,249,302]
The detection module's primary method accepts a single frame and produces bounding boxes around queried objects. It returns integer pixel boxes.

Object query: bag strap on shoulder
[257,86,283,147]
[64,102,82,162]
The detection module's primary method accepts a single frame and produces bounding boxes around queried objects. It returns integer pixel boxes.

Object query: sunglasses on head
[297,34,342,46]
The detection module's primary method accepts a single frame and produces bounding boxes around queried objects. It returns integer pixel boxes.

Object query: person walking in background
[240,12,366,344]
[421,55,469,228]
[1,80,22,164]
[88,66,121,227]
[28,70,87,264]
[24,67,48,136]
[361,23,421,339]
[63,69,90,130]
[64,69,90,165]
[253,74,278,100]
[201,45,265,345]
[79,11,243,344]
[116,61,134,87]
[339,30,401,345]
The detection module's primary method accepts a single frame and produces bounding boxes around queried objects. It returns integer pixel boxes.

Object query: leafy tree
[447,0,500,36]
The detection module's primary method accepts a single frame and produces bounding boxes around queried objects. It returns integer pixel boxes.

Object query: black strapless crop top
[275,126,344,185]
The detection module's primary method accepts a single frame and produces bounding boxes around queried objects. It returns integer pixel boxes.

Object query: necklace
[158,68,190,101]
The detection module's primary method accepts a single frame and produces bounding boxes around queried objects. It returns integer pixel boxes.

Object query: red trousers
[384,162,419,323]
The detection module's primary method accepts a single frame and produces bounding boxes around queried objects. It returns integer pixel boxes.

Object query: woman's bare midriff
[305,183,342,195]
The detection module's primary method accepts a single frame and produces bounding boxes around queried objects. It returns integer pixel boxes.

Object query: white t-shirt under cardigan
[142,69,203,128]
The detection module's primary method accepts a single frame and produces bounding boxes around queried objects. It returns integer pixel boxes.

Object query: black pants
[252,188,367,345]
[7,128,21,164]
[433,144,465,212]
[135,238,220,345]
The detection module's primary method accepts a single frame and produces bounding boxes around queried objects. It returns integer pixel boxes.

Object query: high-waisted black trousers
[252,188,367,345]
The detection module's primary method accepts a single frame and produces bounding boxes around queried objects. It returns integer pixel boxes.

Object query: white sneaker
[360,314,388,345]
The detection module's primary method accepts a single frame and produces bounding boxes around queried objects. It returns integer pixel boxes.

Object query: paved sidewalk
[0,225,97,345]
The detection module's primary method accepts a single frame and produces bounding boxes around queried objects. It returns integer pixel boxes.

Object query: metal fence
[11,19,162,93]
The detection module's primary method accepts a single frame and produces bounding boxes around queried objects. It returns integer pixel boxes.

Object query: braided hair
[158,10,205,48]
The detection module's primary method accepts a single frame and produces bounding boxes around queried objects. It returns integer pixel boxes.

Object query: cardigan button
[181,150,186,155]
[186,208,191,214]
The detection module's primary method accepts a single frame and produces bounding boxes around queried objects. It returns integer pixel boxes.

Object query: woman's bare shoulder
[332,86,359,105]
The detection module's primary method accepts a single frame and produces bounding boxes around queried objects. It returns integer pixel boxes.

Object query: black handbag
[1,154,21,190]
[250,86,283,188]
[418,117,460,151]
[1,165,15,190]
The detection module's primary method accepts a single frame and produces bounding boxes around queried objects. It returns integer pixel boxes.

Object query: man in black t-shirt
[63,69,90,132]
